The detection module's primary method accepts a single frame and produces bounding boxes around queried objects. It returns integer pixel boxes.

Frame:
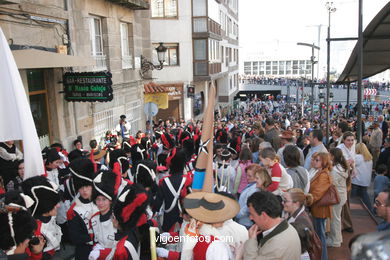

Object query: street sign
[144,102,158,117]
[63,71,113,102]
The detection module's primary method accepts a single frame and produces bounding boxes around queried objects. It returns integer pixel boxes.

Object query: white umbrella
[0,27,44,179]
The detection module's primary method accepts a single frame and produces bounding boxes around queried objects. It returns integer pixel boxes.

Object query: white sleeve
[206,240,231,260]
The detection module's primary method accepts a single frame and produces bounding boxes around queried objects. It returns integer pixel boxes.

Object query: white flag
[0,27,44,179]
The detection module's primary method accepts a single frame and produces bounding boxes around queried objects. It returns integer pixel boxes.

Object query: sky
[239,0,389,79]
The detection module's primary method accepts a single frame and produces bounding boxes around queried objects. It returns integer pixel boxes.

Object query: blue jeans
[351,184,373,212]
[314,217,328,260]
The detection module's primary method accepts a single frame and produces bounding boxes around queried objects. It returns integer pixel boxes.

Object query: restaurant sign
[63,72,113,102]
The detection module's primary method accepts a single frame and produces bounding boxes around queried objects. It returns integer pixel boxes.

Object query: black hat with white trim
[69,158,95,191]
[92,170,122,201]
[21,176,60,217]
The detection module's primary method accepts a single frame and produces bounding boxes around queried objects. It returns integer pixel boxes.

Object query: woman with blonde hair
[352,143,373,212]
[254,166,272,190]
[309,152,333,260]
[283,188,319,260]
[236,164,259,228]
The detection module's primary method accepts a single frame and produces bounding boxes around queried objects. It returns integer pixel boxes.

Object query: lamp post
[140,42,168,78]
[326,2,336,145]
[297,42,320,119]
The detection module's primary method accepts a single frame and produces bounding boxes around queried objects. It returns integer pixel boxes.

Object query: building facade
[243,59,313,79]
[150,0,239,120]
[1,0,151,150]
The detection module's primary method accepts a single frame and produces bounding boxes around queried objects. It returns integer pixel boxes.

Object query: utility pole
[297,42,320,120]
[326,2,336,145]
[306,24,325,79]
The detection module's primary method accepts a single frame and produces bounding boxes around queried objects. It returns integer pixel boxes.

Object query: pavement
[328,197,379,260]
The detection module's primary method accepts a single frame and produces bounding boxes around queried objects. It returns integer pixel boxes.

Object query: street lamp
[140,42,168,78]
[297,42,320,119]
[326,1,336,145]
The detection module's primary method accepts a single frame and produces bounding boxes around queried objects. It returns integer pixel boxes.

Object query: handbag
[308,230,323,260]
[316,184,340,207]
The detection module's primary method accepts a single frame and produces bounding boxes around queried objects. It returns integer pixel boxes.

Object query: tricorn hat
[130,144,147,163]
[135,160,157,188]
[183,192,239,223]
[113,184,148,231]
[21,176,60,217]
[92,170,122,201]
[109,149,130,174]
[69,158,95,191]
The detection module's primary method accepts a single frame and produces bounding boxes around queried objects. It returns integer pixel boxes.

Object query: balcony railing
[105,0,149,10]
[194,61,221,76]
[193,17,221,36]
[122,55,133,69]
[92,55,107,71]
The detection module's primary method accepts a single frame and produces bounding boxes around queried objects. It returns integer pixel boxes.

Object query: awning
[336,2,390,83]
[12,49,95,69]
[144,82,169,94]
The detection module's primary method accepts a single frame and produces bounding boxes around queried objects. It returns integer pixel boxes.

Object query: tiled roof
[144,83,169,94]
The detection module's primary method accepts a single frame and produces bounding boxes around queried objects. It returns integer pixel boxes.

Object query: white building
[150,0,239,120]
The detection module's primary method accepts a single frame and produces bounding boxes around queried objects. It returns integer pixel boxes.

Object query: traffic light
[187,85,195,98]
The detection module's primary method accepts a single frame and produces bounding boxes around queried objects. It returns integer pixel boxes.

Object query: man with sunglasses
[374,189,390,231]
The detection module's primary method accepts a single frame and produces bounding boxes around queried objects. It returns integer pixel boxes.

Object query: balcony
[193,17,222,40]
[106,0,149,10]
[193,61,221,81]
[92,55,107,71]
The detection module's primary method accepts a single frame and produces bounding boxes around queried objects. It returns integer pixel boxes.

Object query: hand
[30,236,45,254]
[248,224,261,239]
[233,242,245,260]
[88,249,100,260]
[156,247,169,258]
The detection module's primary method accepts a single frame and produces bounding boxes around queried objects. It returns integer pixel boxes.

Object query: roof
[12,49,94,69]
[144,83,169,94]
[336,2,390,83]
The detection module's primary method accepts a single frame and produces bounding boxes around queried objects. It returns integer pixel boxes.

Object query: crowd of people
[0,97,390,260]
[240,75,390,92]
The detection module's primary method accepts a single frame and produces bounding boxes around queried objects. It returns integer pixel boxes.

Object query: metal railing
[93,98,142,140]
[192,17,221,36]
[92,55,107,71]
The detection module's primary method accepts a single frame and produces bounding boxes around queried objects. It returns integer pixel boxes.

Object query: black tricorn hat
[113,184,148,231]
[21,176,60,217]
[109,149,130,174]
[69,158,95,191]
[135,160,157,188]
[92,170,122,201]
[130,144,147,163]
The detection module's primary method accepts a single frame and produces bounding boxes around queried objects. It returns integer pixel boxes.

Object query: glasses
[281,198,293,203]
[375,199,386,207]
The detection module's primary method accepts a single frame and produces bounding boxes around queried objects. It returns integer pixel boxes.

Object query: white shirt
[352,154,373,187]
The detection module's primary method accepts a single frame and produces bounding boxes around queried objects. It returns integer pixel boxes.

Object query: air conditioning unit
[0,0,21,4]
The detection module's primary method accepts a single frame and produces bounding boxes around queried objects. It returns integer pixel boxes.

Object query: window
[208,39,220,63]
[252,62,258,74]
[153,43,179,66]
[279,61,285,75]
[151,0,177,18]
[120,23,134,69]
[244,62,251,75]
[194,40,207,60]
[89,16,106,71]
[27,70,50,149]
[193,0,206,16]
